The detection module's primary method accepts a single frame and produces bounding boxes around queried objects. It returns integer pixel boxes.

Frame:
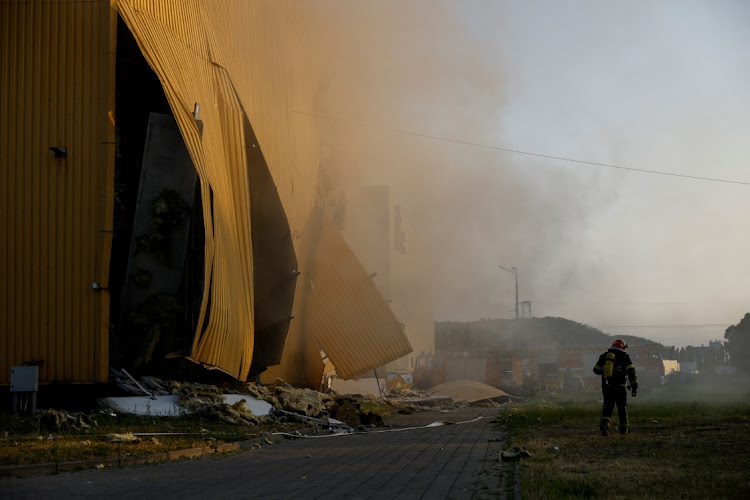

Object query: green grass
[500,391,750,499]
[0,410,306,466]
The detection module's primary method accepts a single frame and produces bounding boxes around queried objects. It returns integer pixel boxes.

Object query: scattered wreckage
[31,371,516,439]
[98,371,514,435]
[102,372,396,433]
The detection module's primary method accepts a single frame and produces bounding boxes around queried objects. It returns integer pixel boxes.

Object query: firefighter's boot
[600,420,610,436]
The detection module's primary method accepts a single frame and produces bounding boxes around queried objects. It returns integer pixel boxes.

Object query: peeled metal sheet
[118,0,411,384]
[305,213,413,380]
[263,210,413,385]
[119,2,257,380]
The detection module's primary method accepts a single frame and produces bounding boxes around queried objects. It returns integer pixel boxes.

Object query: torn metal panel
[119,2,258,380]
[262,209,413,387]
[306,214,413,380]
[244,109,298,374]
[261,209,327,389]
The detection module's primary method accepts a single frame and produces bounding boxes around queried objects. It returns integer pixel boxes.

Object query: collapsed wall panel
[119,0,411,385]
[305,212,413,380]
[263,209,413,385]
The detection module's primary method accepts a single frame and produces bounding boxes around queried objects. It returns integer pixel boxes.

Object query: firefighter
[593,339,638,436]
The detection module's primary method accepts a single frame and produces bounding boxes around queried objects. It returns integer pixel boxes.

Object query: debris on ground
[102,372,503,435]
[175,382,264,425]
[500,446,531,461]
[384,373,412,395]
[100,375,398,431]
[325,396,383,427]
[140,375,171,396]
[100,378,272,420]
[37,409,98,431]
[427,379,513,404]
[106,432,141,443]
[274,385,326,417]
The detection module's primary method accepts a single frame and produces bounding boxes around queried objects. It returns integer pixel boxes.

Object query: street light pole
[498,266,519,319]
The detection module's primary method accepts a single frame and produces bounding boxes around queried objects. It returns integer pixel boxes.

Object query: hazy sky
[311,1,750,347]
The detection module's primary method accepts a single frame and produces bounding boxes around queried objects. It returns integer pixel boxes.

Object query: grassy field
[0,410,306,466]
[500,387,750,499]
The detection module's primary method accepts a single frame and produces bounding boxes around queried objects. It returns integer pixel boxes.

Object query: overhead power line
[292,110,750,187]
[596,324,731,328]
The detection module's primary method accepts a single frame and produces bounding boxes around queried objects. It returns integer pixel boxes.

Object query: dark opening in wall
[111,16,171,320]
[111,17,209,382]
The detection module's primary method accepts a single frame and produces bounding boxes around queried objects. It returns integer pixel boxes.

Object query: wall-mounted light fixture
[49,147,67,158]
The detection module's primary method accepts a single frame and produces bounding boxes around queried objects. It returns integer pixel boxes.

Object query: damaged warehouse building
[0,0,434,396]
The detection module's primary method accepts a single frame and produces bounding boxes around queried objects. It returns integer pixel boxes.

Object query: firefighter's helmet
[611,339,628,350]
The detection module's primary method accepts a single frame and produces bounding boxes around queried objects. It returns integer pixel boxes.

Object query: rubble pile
[37,409,98,432]
[108,373,422,429]
[270,381,328,417]
[140,375,172,396]
[325,396,383,427]
[249,379,384,428]
[176,382,263,425]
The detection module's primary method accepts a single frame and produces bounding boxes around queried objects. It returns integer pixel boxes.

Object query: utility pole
[498,266,519,319]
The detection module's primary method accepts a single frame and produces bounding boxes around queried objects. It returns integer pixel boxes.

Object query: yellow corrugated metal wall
[0,0,116,384]
[119,0,412,385]
[305,214,412,379]
[118,2,259,380]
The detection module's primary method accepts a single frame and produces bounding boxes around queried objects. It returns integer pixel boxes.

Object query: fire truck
[413,344,664,394]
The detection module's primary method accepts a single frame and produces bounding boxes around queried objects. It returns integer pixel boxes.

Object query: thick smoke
[307,1,750,343]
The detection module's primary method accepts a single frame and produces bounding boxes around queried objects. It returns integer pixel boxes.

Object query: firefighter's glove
[631,388,637,397]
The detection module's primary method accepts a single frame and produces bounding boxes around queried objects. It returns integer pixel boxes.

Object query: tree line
[654,312,748,373]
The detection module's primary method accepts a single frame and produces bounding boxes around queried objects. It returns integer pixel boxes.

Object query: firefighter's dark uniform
[593,348,637,435]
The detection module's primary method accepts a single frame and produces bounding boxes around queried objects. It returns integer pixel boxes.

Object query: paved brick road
[1,407,516,499]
